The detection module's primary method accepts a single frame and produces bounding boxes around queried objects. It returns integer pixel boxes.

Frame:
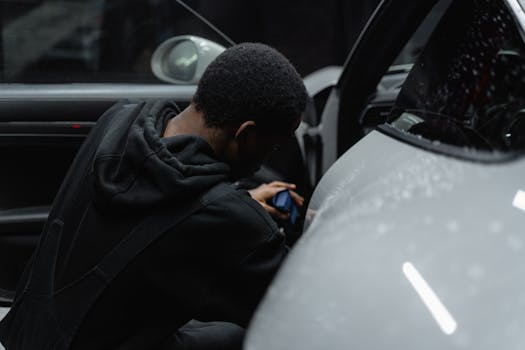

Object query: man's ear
[234,120,257,145]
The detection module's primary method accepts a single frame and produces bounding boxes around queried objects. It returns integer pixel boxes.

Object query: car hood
[245,131,525,350]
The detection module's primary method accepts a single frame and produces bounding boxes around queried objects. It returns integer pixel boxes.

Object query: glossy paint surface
[246,131,525,350]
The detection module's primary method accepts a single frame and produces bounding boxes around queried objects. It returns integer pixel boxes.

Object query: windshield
[389,0,525,154]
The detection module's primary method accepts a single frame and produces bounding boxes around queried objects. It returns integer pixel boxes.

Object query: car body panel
[245,130,525,349]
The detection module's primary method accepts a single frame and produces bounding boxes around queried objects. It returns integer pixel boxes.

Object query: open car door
[0,84,196,303]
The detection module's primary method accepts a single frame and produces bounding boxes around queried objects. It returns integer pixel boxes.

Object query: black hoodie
[16,100,287,349]
[92,99,230,211]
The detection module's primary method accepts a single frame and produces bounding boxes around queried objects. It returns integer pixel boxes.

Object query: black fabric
[163,320,245,350]
[92,99,230,212]
[0,99,287,350]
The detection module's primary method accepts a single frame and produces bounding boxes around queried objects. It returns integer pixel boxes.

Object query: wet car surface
[245,0,525,348]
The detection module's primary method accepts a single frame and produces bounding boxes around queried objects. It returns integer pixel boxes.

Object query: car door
[0,85,197,302]
[0,0,215,304]
[316,0,441,176]
[0,0,340,304]
[293,0,458,195]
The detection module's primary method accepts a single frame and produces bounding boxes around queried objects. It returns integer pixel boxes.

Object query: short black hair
[193,42,307,137]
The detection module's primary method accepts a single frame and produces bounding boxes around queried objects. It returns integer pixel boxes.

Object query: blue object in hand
[271,189,299,225]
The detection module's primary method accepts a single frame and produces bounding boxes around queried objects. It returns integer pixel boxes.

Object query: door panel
[0,84,196,295]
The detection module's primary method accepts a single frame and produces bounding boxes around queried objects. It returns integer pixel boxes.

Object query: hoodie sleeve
[135,188,289,328]
[193,191,289,327]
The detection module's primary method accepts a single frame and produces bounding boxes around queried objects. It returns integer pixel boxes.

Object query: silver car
[245,0,525,349]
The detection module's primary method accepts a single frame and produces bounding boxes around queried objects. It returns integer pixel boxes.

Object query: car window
[389,0,525,154]
[0,0,231,84]
[0,0,377,84]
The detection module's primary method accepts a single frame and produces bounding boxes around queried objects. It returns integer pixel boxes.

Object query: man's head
[193,42,308,179]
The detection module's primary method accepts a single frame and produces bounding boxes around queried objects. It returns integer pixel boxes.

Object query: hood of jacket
[92,100,230,211]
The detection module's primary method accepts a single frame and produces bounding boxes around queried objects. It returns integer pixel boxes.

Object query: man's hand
[248,181,304,220]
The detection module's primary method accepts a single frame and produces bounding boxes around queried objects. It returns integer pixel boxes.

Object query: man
[0,43,307,349]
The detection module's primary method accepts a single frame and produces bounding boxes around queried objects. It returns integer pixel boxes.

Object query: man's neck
[163,103,228,156]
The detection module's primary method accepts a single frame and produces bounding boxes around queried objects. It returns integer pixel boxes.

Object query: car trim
[0,206,49,235]
[0,121,95,134]
[0,288,14,306]
[0,84,197,101]
[336,0,438,157]
[505,0,525,39]
[377,123,521,163]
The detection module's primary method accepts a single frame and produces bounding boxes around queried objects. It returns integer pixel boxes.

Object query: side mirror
[151,35,226,84]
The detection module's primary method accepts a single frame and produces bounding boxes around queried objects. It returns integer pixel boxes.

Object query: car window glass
[389,0,525,154]
[0,0,230,84]
[0,1,377,84]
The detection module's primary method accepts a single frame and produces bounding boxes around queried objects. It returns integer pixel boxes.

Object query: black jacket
[2,100,287,349]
